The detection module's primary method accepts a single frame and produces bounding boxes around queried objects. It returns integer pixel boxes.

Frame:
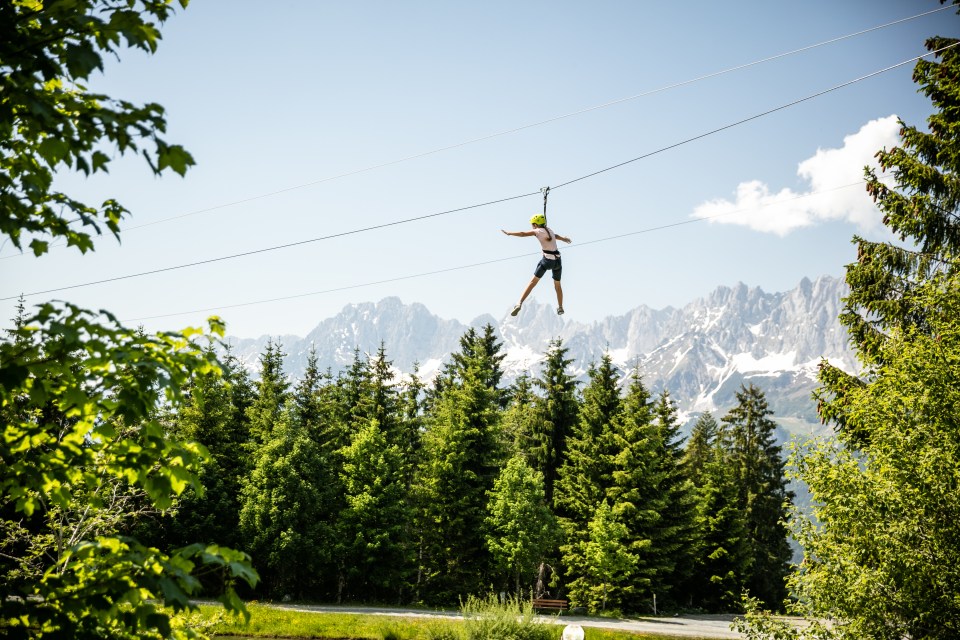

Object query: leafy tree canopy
[0,0,195,256]
[1,2,257,638]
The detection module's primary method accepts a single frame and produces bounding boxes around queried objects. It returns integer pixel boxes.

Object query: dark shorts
[534,256,562,281]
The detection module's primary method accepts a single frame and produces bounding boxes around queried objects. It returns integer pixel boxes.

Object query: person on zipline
[502,213,572,316]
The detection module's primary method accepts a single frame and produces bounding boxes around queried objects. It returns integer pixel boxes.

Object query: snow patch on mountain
[223,275,856,435]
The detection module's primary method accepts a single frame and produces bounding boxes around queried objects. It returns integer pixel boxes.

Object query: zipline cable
[0,3,946,260]
[3,43,955,303]
[124,177,890,323]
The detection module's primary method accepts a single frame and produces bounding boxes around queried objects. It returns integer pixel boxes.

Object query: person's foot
[511,304,522,316]
[557,306,564,315]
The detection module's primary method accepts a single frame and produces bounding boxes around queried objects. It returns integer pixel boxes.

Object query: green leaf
[156,144,195,176]
[64,41,104,79]
[37,137,70,166]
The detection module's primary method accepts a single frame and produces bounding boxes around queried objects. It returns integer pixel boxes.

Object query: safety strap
[541,186,550,225]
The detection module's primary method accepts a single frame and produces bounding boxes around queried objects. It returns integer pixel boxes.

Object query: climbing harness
[537,186,561,259]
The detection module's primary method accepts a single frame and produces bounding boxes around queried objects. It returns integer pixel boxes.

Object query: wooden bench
[532,598,569,613]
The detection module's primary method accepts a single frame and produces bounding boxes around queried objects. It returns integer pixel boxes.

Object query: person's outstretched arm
[502,229,536,237]
[555,233,572,243]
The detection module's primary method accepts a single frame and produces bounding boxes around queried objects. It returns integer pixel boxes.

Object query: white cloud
[692,115,901,236]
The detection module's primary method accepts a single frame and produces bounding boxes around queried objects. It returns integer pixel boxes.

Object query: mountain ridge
[225,274,856,435]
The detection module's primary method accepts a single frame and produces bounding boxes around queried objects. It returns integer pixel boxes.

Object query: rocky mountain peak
[224,275,856,435]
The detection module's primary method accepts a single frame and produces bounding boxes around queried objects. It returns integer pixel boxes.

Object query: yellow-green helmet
[530,213,547,225]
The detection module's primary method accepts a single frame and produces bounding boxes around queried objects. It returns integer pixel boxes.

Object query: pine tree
[163,349,238,548]
[556,355,622,565]
[817,32,960,445]
[601,369,661,611]
[648,391,700,608]
[451,325,508,406]
[500,373,538,460]
[332,348,374,441]
[682,412,750,611]
[414,332,504,603]
[238,403,330,599]
[531,339,580,506]
[398,362,426,484]
[720,384,793,609]
[292,346,331,439]
[335,419,411,603]
[246,339,289,444]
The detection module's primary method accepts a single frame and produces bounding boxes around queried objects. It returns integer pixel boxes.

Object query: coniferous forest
[140,330,794,614]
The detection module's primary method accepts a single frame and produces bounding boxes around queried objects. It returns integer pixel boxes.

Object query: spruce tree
[720,384,793,609]
[648,391,700,608]
[246,339,289,444]
[238,402,330,600]
[335,419,411,603]
[414,332,504,603]
[451,325,508,406]
[398,362,426,486]
[682,412,750,611]
[292,346,331,440]
[500,373,538,460]
[333,348,374,442]
[817,28,960,445]
[600,369,661,611]
[556,355,622,570]
[162,349,238,549]
[531,339,580,506]
[557,356,626,608]
[369,342,403,446]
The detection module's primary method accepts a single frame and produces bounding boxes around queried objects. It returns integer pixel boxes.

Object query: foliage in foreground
[741,13,960,640]
[1,0,258,638]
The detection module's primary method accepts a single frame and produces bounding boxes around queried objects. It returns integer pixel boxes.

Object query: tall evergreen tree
[162,349,240,549]
[556,356,626,607]
[335,419,411,603]
[531,339,580,506]
[682,412,750,611]
[556,355,622,565]
[416,365,501,602]
[291,346,330,439]
[720,384,793,609]
[647,391,699,608]
[500,373,538,460]
[817,27,960,446]
[451,325,508,406]
[238,403,330,600]
[596,369,661,611]
[397,362,426,484]
[414,331,504,603]
[246,339,289,444]
[369,342,403,446]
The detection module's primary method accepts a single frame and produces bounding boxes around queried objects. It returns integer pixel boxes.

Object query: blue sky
[3,1,958,338]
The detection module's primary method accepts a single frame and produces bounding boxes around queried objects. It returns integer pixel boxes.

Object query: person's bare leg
[554,280,564,314]
[512,276,540,315]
